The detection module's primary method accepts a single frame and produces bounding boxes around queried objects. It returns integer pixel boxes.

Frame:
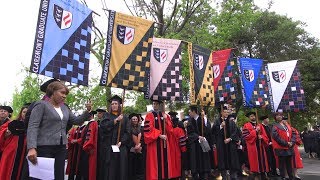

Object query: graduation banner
[267,60,306,112]
[212,49,238,104]
[188,43,214,106]
[238,58,270,107]
[30,0,93,85]
[99,10,154,92]
[146,38,183,101]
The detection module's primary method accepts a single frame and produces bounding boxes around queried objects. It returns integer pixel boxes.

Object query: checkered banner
[30,0,92,86]
[238,58,270,108]
[266,60,306,112]
[145,38,183,101]
[212,49,238,104]
[99,10,154,92]
[188,43,214,106]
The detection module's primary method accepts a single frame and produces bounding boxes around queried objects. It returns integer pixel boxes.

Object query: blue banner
[30,0,92,85]
[238,57,270,107]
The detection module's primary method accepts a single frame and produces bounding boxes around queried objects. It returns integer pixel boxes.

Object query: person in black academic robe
[187,106,211,180]
[98,95,130,180]
[213,107,240,180]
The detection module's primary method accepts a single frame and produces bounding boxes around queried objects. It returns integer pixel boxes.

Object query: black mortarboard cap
[189,105,198,112]
[152,99,163,104]
[182,118,189,122]
[138,114,144,120]
[129,113,139,120]
[168,111,178,116]
[40,78,59,92]
[0,106,13,113]
[108,95,123,104]
[227,114,237,120]
[245,111,256,117]
[24,102,32,107]
[260,115,269,120]
[96,108,106,113]
[8,120,25,135]
[89,111,97,116]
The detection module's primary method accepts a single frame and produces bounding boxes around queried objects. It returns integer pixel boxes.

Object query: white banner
[267,60,297,112]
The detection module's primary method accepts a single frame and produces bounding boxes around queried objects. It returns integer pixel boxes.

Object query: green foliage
[12,72,43,116]
[65,78,109,111]
[123,91,149,114]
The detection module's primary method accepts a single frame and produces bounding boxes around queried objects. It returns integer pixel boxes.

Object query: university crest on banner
[53,4,72,30]
[272,70,286,83]
[153,48,168,63]
[30,0,92,86]
[188,43,214,106]
[194,54,204,70]
[117,25,135,45]
[99,10,154,92]
[213,65,220,79]
[244,69,254,82]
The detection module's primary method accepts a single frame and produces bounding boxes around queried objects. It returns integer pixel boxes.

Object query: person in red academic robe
[82,112,99,180]
[144,100,174,180]
[260,115,279,177]
[242,112,269,179]
[282,116,303,180]
[291,127,303,180]
[0,119,27,180]
[272,112,296,180]
[66,123,87,179]
[168,111,187,179]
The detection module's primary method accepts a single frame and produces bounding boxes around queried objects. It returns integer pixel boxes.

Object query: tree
[211,0,320,129]
[12,72,44,116]
[123,0,214,37]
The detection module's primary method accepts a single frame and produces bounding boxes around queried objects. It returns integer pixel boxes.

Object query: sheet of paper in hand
[199,138,211,152]
[28,157,55,180]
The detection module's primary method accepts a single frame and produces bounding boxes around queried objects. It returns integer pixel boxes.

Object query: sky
[0,0,319,105]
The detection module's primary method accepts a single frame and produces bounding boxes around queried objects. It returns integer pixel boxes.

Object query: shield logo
[213,65,220,79]
[117,25,135,45]
[194,54,204,70]
[244,69,254,82]
[53,4,72,30]
[153,48,168,63]
[272,70,286,83]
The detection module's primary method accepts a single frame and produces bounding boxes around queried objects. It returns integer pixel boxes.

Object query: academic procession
[1,0,318,179]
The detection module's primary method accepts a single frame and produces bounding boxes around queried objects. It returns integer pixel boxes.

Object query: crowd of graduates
[0,78,314,180]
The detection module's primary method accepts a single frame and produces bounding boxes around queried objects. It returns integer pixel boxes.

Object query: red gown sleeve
[165,115,174,134]
[243,123,257,144]
[0,121,10,151]
[293,128,302,145]
[175,128,187,152]
[259,124,269,146]
[83,122,98,153]
[144,113,161,144]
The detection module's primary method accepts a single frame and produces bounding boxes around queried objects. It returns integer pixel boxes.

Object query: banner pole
[117,89,126,144]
